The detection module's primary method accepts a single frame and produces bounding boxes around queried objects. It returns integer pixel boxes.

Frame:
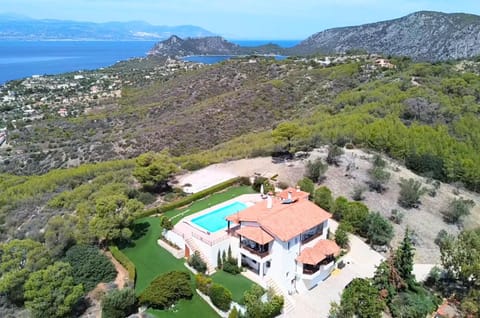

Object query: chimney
[287,191,292,200]
[267,193,273,209]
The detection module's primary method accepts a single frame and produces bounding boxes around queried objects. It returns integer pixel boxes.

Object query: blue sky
[2,0,480,39]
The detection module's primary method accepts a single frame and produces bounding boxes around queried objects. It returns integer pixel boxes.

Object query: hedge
[137,177,241,218]
[109,245,136,282]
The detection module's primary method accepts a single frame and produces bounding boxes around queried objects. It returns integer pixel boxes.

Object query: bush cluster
[138,271,192,309]
[64,245,117,291]
[188,251,207,274]
[209,284,233,312]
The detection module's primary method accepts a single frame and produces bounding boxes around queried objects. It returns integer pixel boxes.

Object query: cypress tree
[217,250,222,269]
[394,228,415,285]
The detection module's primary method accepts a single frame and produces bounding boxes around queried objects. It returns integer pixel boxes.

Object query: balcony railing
[240,244,270,258]
[301,230,323,245]
[302,260,335,275]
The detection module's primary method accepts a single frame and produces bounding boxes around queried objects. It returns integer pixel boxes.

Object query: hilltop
[290,11,480,61]
[148,35,285,57]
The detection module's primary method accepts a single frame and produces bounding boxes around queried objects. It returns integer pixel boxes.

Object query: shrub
[160,216,173,230]
[297,177,315,197]
[195,274,212,295]
[139,271,192,309]
[252,176,274,193]
[101,288,137,318]
[398,178,427,209]
[326,145,344,166]
[305,158,327,183]
[209,284,232,312]
[343,202,369,234]
[405,153,446,181]
[434,229,450,247]
[223,261,242,275]
[441,198,475,224]
[389,288,439,318]
[335,224,350,248]
[314,186,334,211]
[136,192,157,205]
[367,166,391,193]
[108,246,135,282]
[361,212,394,246]
[188,251,207,274]
[351,185,366,201]
[333,196,350,221]
[372,154,386,168]
[64,245,117,292]
[238,176,251,186]
[389,209,404,224]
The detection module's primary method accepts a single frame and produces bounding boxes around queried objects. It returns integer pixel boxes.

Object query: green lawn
[122,217,218,318]
[164,186,255,224]
[121,185,257,318]
[211,271,257,304]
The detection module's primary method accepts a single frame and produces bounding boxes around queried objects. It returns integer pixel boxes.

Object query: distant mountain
[289,11,480,61]
[148,35,285,57]
[0,14,215,40]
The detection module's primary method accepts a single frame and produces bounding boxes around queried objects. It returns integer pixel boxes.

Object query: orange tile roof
[277,187,310,201]
[226,195,332,242]
[236,226,274,244]
[296,239,340,265]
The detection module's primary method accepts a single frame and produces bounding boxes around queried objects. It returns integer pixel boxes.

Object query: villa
[165,186,340,295]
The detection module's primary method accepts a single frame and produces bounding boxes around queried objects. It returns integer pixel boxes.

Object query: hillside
[290,11,480,61]
[0,14,214,40]
[148,35,285,57]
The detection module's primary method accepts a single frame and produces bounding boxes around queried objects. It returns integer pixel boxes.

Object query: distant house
[375,58,396,69]
[58,108,68,117]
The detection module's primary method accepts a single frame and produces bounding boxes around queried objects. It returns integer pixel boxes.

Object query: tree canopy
[24,262,84,318]
[133,150,178,192]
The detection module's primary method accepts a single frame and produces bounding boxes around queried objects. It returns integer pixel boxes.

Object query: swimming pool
[191,201,248,233]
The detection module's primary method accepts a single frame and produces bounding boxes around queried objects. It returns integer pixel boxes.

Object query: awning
[236,226,274,245]
[296,239,340,265]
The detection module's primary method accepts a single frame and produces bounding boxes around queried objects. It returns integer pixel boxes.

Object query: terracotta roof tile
[226,195,332,242]
[296,239,340,265]
[236,227,274,244]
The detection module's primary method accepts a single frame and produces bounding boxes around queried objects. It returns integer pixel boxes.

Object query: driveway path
[288,220,385,317]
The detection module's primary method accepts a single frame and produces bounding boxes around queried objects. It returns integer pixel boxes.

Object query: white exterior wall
[268,235,301,294]
[164,230,185,251]
[195,237,232,266]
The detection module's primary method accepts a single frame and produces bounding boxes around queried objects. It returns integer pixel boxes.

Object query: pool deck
[172,194,262,246]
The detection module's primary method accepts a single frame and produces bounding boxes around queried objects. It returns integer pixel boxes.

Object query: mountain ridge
[289,11,480,61]
[0,14,215,40]
[147,11,480,61]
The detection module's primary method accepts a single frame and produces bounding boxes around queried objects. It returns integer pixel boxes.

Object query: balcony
[240,241,270,258]
[302,256,336,276]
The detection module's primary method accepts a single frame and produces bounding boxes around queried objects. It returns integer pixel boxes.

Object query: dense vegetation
[64,245,117,291]
[1,55,480,317]
[330,230,440,317]
[138,271,193,309]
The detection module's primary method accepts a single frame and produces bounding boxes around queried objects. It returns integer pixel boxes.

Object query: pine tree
[394,229,415,285]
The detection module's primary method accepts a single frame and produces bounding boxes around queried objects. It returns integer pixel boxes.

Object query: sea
[0,40,300,85]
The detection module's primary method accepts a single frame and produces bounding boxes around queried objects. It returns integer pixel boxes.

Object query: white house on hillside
[226,188,340,294]
[166,187,340,296]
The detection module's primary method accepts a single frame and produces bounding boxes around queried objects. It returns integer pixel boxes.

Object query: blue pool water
[191,201,248,233]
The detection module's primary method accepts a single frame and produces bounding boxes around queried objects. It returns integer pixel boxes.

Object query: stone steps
[266,277,295,315]
[185,237,216,275]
